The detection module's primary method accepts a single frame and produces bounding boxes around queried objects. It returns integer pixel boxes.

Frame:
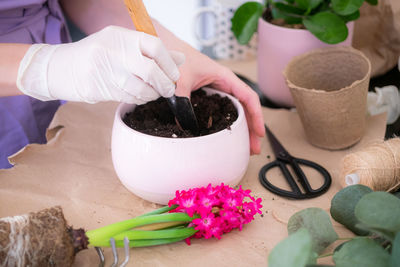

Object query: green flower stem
[114,235,193,248]
[114,227,197,240]
[91,227,198,247]
[86,227,197,247]
[86,212,193,246]
[133,221,187,231]
[138,205,178,217]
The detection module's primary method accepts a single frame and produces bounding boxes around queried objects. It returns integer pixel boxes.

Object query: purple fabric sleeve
[0,0,71,168]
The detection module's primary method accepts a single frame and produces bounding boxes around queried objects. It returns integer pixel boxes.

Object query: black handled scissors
[259,125,331,199]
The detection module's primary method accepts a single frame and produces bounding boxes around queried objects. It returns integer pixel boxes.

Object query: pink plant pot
[111,88,250,205]
[257,18,354,107]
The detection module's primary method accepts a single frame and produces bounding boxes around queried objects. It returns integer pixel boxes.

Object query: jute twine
[340,138,400,192]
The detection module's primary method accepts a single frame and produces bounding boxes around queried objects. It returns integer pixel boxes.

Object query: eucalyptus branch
[337,237,353,241]
[317,252,333,259]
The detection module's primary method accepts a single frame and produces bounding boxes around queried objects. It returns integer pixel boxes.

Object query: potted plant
[111,88,250,204]
[231,0,378,107]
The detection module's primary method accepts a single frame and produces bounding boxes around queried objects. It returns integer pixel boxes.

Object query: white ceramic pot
[111,88,250,205]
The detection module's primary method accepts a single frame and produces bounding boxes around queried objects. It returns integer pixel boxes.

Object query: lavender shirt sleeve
[0,0,71,168]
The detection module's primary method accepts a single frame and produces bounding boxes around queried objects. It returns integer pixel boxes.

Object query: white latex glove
[17,26,185,104]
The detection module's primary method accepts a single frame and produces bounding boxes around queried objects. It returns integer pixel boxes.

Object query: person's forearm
[152,20,199,57]
[0,44,31,97]
[60,0,196,54]
[61,0,207,82]
[60,0,134,34]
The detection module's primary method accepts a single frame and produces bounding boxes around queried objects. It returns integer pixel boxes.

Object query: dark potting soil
[123,89,238,138]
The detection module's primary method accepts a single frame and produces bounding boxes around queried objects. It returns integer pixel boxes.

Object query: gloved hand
[17,26,185,104]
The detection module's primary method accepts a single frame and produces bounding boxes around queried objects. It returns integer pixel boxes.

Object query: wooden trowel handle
[124,0,158,37]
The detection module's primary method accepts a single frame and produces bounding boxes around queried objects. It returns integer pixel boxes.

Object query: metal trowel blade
[166,95,200,136]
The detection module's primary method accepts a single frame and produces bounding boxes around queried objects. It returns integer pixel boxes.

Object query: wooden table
[0,60,387,266]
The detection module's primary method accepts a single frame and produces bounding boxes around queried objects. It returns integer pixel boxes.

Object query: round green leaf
[390,232,400,267]
[273,2,306,15]
[303,12,348,44]
[333,238,390,267]
[315,0,330,12]
[295,0,323,11]
[288,208,338,254]
[331,0,364,16]
[355,191,400,233]
[333,241,349,256]
[271,6,303,24]
[355,224,396,242]
[339,10,360,22]
[330,185,373,235]
[268,228,315,267]
[231,2,264,45]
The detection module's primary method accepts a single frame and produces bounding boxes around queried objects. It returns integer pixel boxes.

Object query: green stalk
[115,227,197,240]
[86,212,193,246]
[90,227,197,247]
[338,237,353,241]
[134,221,186,231]
[110,235,193,248]
[138,205,178,217]
[317,253,333,259]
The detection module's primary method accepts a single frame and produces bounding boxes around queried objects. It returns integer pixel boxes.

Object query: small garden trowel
[123,0,200,136]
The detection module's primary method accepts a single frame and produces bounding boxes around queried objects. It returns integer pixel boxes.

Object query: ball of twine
[340,138,400,192]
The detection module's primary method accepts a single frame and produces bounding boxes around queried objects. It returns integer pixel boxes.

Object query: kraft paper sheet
[0,100,386,266]
[353,0,400,77]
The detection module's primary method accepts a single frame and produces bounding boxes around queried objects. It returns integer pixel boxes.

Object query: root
[0,206,88,267]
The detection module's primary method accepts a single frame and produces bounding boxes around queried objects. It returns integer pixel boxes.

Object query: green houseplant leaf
[232,0,377,45]
[268,228,316,267]
[274,2,307,15]
[303,11,348,44]
[339,10,360,22]
[288,208,338,254]
[295,0,323,12]
[331,0,364,16]
[333,238,391,267]
[231,1,264,45]
[271,6,303,24]
[313,0,331,13]
[330,185,373,235]
[390,232,400,267]
[365,0,378,5]
[355,191,400,233]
